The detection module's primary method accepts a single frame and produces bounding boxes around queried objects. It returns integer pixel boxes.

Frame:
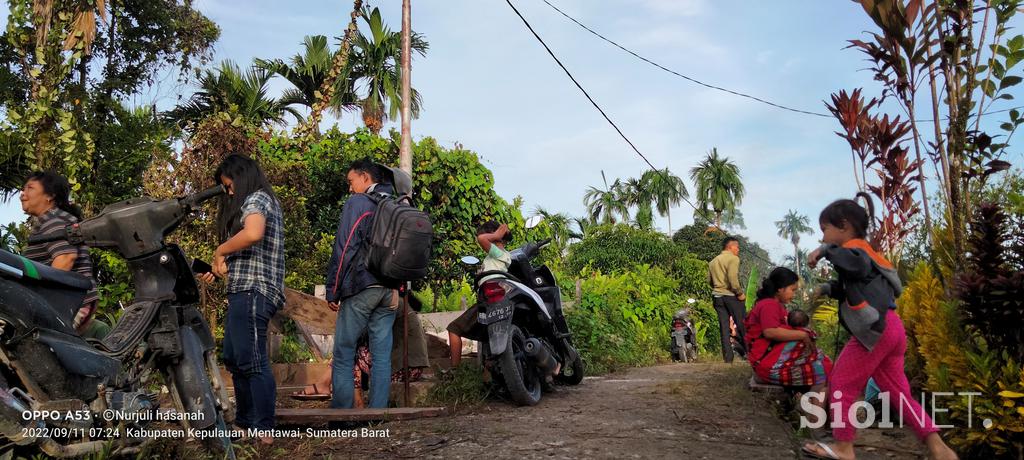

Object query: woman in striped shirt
[20,171,102,337]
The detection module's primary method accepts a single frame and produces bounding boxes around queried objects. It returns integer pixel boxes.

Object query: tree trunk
[667,209,672,236]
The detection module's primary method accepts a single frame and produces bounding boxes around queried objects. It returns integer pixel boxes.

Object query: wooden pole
[399,0,413,175]
[400,0,413,407]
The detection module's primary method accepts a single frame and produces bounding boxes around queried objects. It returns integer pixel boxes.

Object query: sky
[2,1,1022,262]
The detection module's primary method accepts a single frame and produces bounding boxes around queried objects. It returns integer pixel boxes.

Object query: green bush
[565,266,683,375]
[566,224,688,276]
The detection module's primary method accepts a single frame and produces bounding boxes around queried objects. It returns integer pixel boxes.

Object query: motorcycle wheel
[168,328,235,459]
[498,325,541,406]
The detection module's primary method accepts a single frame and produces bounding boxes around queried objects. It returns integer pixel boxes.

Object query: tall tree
[689,148,745,228]
[350,6,428,133]
[165,60,304,129]
[255,35,360,118]
[775,209,813,279]
[531,206,577,251]
[0,0,218,203]
[622,176,654,230]
[583,171,630,225]
[641,168,688,235]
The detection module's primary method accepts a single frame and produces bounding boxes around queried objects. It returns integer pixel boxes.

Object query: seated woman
[20,171,108,339]
[744,267,831,394]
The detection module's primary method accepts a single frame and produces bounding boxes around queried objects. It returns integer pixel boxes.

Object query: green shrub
[565,266,683,375]
[566,224,687,276]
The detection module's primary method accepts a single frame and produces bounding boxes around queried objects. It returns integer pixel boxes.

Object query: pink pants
[830,310,940,442]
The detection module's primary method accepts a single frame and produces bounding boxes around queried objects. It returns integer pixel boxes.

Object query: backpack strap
[364,191,389,205]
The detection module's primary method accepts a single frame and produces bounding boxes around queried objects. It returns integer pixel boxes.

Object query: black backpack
[364,192,433,283]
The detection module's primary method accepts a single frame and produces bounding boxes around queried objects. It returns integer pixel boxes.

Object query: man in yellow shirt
[708,237,747,363]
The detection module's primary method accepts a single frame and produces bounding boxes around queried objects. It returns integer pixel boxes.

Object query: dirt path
[265,362,797,459]
[211,362,929,459]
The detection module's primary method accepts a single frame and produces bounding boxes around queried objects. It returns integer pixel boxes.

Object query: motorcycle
[670,308,698,363]
[459,217,584,406]
[0,185,234,458]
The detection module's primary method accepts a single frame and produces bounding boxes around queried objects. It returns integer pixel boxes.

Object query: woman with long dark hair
[744,267,831,390]
[198,154,284,446]
[20,171,106,337]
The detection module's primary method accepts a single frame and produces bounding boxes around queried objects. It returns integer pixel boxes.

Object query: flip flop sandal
[290,383,331,401]
[801,441,843,460]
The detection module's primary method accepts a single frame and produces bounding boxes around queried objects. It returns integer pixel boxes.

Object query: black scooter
[460,220,584,406]
[0,186,233,457]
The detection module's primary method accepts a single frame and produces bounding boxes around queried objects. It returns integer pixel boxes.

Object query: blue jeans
[223,290,279,430]
[331,287,397,409]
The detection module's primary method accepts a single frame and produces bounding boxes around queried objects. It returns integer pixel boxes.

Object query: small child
[801,193,957,460]
[787,309,810,328]
[476,221,513,283]
[786,309,816,338]
[447,221,512,367]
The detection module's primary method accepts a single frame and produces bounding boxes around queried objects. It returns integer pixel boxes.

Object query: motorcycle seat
[0,249,91,291]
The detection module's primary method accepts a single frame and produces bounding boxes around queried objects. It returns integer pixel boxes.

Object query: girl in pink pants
[803,193,956,460]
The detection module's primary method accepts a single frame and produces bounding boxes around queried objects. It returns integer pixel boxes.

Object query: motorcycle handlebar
[181,185,226,209]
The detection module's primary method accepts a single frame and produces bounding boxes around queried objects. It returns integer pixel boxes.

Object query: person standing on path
[325,159,400,409]
[199,154,285,446]
[708,236,747,363]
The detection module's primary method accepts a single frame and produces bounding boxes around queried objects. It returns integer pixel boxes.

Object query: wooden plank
[282,288,337,335]
[275,407,447,424]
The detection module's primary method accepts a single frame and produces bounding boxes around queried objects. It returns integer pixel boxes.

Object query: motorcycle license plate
[478,303,513,325]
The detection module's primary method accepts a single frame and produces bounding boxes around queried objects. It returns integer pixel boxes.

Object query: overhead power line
[541,0,1024,124]
[505,0,779,268]
[540,0,832,118]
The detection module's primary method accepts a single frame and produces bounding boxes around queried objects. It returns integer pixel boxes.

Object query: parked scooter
[459,216,584,406]
[670,307,698,363]
[0,186,234,458]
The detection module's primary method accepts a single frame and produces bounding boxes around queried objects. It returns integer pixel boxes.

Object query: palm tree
[775,210,813,279]
[255,35,360,118]
[621,176,654,230]
[165,60,304,129]
[583,171,630,225]
[689,148,745,229]
[532,206,577,250]
[641,168,688,235]
[350,7,428,133]
[572,216,595,240]
[783,248,813,283]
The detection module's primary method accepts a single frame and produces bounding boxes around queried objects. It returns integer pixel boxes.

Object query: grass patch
[425,362,490,410]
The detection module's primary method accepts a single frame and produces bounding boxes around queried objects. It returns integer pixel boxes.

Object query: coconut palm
[783,248,813,282]
[689,148,745,229]
[254,35,360,117]
[572,216,595,240]
[775,210,813,279]
[531,206,577,250]
[620,176,655,230]
[641,168,688,235]
[583,171,630,225]
[165,60,304,129]
[350,7,428,133]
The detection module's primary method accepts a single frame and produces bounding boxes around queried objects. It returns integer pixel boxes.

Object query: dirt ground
[207,361,931,460]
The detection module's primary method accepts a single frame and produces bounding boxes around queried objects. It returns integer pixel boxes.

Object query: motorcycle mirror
[525,215,544,229]
[461,255,480,265]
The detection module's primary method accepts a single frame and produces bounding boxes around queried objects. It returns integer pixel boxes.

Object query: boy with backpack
[325,158,433,409]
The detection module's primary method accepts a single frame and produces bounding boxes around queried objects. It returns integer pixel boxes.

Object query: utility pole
[399,0,413,176]
[400,0,413,408]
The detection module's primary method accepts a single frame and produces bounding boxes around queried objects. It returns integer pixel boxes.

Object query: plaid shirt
[226,190,285,306]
